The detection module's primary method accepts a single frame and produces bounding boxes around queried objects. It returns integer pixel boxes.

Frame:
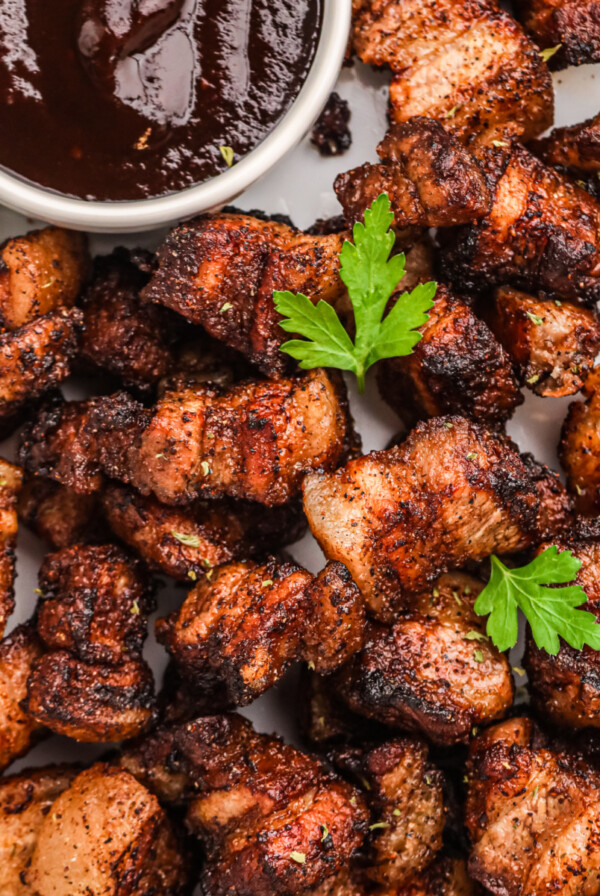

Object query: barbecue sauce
[0,0,322,200]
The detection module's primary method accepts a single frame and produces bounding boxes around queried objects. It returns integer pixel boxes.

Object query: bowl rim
[0,0,352,233]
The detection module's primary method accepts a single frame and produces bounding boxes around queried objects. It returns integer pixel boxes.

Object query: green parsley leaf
[171,531,201,548]
[290,851,306,864]
[474,547,600,655]
[526,311,544,326]
[274,194,436,392]
[539,44,562,63]
[219,145,235,167]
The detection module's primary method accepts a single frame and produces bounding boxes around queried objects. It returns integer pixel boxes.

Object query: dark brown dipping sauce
[0,0,322,200]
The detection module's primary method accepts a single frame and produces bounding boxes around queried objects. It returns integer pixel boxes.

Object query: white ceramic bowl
[0,0,351,233]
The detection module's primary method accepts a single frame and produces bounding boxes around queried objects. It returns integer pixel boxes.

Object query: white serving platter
[2,58,600,792]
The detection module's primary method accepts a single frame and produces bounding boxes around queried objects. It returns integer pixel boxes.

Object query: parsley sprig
[474,547,600,655]
[273,194,437,392]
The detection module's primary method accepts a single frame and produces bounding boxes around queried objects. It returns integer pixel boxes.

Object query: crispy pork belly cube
[156,558,364,706]
[92,369,354,507]
[519,452,574,541]
[0,765,80,896]
[303,416,538,619]
[0,623,45,771]
[36,544,154,665]
[0,309,83,430]
[143,212,347,376]
[332,573,514,745]
[442,145,600,305]
[394,856,484,896]
[525,523,600,729]
[352,0,553,145]
[466,717,600,895]
[517,0,600,69]
[79,248,172,388]
[487,286,600,397]
[25,651,156,743]
[532,112,600,175]
[335,118,491,229]
[377,284,522,427]
[0,460,22,636]
[0,226,88,331]
[560,367,600,512]
[19,476,99,548]
[101,483,306,581]
[25,764,188,896]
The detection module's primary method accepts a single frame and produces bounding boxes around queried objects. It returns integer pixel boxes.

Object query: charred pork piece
[0,308,83,431]
[525,523,600,729]
[79,248,173,389]
[441,144,600,305]
[156,558,364,706]
[519,452,574,541]
[25,545,156,742]
[487,286,600,397]
[332,573,514,745]
[303,416,538,619]
[560,367,600,513]
[394,856,484,896]
[532,112,600,175]
[517,0,600,69]
[101,483,306,582]
[298,669,387,750]
[123,713,369,896]
[335,118,491,230]
[0,226,88,331]
[0,460,22,637]
[23,763,188,896]
[0,765,80,893]
[466,717,600,895]
[143,212,347,376]
[91,369,353,507]
[0,623,46,771]
[352,0,553,146]
[19,476,100,548]
[378,284,522,428]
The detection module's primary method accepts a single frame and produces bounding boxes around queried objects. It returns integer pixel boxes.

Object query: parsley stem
[356,368,366,394]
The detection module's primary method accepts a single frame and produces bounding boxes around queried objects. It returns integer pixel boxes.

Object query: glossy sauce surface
[0,0,322,200]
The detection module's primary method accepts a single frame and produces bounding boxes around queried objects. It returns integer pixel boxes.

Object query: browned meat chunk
[487,286,600,397]
[560,367,600,512]
[332,573,514,744]
[24,763,188,895]
[0,226,88,331]
[465,717,600,895]
[378,284,523,427]
[298,669,386,750]
[303,416,538,619]
[519,452,574,541]
[19,476,99,548]
[0,460,21,636]
[335,118,491,229]
[0,764,80,894]
[532,112,600,175]
[395,856,483,896]
[143,212,347,375]
[101,483,306,581]
[517,0,600,69]
[442,145,600,305]
[79,248,173,388]
[352,0,553,146]
[156,558,364,706]
[0,623,45,771]
[0,309,83,430]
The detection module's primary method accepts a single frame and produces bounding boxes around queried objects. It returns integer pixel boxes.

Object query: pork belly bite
[517,0,600,69]
[560,367,600,512]
[303,416,538,618]
[532,112,600,175]
[143,212,347,376]
[79,248,173,389]
[0,460,22,636]
[394,856,483,896]
[335,118,491,230]
[0,226,88,331]
[441,144,600,305]
[156,558,364,706]
[332,572,514,745]
[466,717,600,895]
[352,0,553,145]
[0,623,45,771]
[101,483,306,581]
[24,763,188,896]
[19,476,100,548]
[377,284,523,427]
[92,369,353,507]
[0,308,83,430]
[487,286,600,397]
[0,764,80,895]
